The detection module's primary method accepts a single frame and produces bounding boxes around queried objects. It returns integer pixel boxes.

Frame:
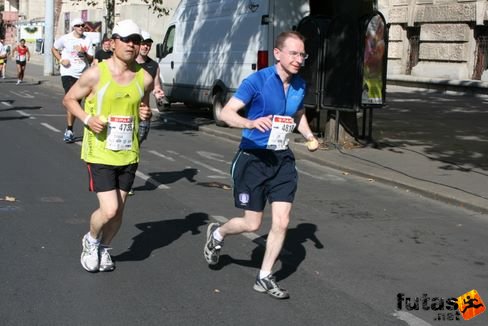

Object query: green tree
[69,0,169,35]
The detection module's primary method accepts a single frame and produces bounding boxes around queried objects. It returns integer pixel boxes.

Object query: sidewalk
[12,53,488,215]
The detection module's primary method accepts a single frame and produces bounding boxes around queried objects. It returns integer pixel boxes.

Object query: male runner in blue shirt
[204,31,319,299]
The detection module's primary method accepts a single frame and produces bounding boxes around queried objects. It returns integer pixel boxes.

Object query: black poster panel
[296,15,331,108]
[360,12,388,107]
[321,15,361,112]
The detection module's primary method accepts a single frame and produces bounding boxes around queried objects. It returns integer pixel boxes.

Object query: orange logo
[457,290,485,320]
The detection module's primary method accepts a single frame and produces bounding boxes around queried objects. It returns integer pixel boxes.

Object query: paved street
[1,69,487,325]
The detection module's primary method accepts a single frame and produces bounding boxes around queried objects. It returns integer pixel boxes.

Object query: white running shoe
[80,233,99,272]
[99,246,115,272]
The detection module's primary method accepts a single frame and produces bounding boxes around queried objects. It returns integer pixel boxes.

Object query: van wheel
[212,93,227,127]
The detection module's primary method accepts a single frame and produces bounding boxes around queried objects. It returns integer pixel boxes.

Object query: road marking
[196,151,230,164]
[392,311,432,326]
[135,171,170,189]
[41,123,61,133]
[296,166,346,182]
[10,90,34,98]
[147,150,175,161]
[167,150,229,176]
[16,110,35,119]
[1,101,13,107]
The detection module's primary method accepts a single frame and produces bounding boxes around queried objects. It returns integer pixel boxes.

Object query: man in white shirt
[0,38,7,79]
[52,18,94,143]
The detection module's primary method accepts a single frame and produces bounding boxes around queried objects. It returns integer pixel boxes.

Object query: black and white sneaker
[253,274,290,299]
[204,223,223,265]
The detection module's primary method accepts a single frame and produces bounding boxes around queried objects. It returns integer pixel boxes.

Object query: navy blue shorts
[86,163,138,193]
[230,149,298,212]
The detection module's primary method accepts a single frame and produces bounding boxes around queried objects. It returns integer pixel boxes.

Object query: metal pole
[44,0,55,76]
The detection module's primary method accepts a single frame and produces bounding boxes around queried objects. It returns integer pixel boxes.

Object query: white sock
[87,233,100,245]
[212,228,224,241]
[259,270,271,279]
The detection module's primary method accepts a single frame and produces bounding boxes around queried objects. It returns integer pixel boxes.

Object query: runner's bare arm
[295,108,319,151]
[62,67,105,133]
[220,97,273,132]
[139,70,153,121]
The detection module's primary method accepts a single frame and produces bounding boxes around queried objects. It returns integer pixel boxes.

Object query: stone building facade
[378,0,488,81]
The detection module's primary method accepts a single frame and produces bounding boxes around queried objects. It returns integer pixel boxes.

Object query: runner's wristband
[83,115,92,126]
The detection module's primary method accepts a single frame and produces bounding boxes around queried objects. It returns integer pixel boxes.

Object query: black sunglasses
[74,24,85,28]
[114,34,142,45]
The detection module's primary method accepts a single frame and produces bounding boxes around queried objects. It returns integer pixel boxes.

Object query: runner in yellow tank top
[81,60,145,166]
[62,20,154,273]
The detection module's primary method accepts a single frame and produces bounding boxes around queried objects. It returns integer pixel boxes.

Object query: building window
[472,26,488,80]
[406,26,420,75]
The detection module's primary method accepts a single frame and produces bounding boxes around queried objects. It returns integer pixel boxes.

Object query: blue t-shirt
[234,65,306,149]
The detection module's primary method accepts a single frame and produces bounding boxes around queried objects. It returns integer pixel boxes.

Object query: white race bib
[266,115,296,151]
[106,116,134,150]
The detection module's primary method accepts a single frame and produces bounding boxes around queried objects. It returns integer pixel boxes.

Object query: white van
[156,0,310,126]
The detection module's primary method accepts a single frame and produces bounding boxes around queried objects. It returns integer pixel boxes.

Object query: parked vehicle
[156,0,310,126]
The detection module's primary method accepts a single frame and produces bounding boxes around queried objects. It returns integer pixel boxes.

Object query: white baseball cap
[141,30,153,43]
[71,18,85,28]
[112,19,141,38]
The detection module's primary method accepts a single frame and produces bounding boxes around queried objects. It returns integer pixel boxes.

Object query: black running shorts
[230,149,298,212]
[86,163,138,193]
[61,75,78,94]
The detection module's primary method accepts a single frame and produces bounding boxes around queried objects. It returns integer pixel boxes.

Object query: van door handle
[171,61,174,69]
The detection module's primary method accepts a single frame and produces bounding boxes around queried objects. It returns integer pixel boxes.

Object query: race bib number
[106,116,134,150]
[266,115,296,151]
[17,54,26,62]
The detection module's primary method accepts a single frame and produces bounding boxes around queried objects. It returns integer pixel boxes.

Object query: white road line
[10,90,34,98]
[167,150,229,176]
[392,311,432,326]
[296,166,346,182]
[147,150,175,162]
[41,123,61,133]
[16,110,35,119]
[135,170,170,189]
[197,151,231,164]
[1,101,13,107]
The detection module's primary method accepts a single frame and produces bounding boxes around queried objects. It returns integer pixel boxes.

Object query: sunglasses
[74,24,85,28]
[114,35,142,45]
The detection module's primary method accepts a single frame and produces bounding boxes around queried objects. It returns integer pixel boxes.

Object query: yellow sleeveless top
[81,61,145,165]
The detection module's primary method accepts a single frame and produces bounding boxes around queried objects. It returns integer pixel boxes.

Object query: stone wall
[379,0,487,80]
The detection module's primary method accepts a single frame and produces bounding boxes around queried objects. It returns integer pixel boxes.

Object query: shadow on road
[210,223,324,281]
[114,212,209,262]
[133,168,198,191]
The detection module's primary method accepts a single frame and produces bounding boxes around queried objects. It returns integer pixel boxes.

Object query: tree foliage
[69,0,170,17]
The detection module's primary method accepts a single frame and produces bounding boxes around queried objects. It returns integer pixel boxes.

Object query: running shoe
[80,233,99,272]
[253,274,290,299]
[99,246,115,272]
[63,129,75,143]
[204,223,223,265]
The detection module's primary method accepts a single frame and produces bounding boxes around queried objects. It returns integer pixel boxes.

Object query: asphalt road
[1,80,487,326]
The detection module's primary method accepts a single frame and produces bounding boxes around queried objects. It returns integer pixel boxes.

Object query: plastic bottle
[138,119,150,143]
